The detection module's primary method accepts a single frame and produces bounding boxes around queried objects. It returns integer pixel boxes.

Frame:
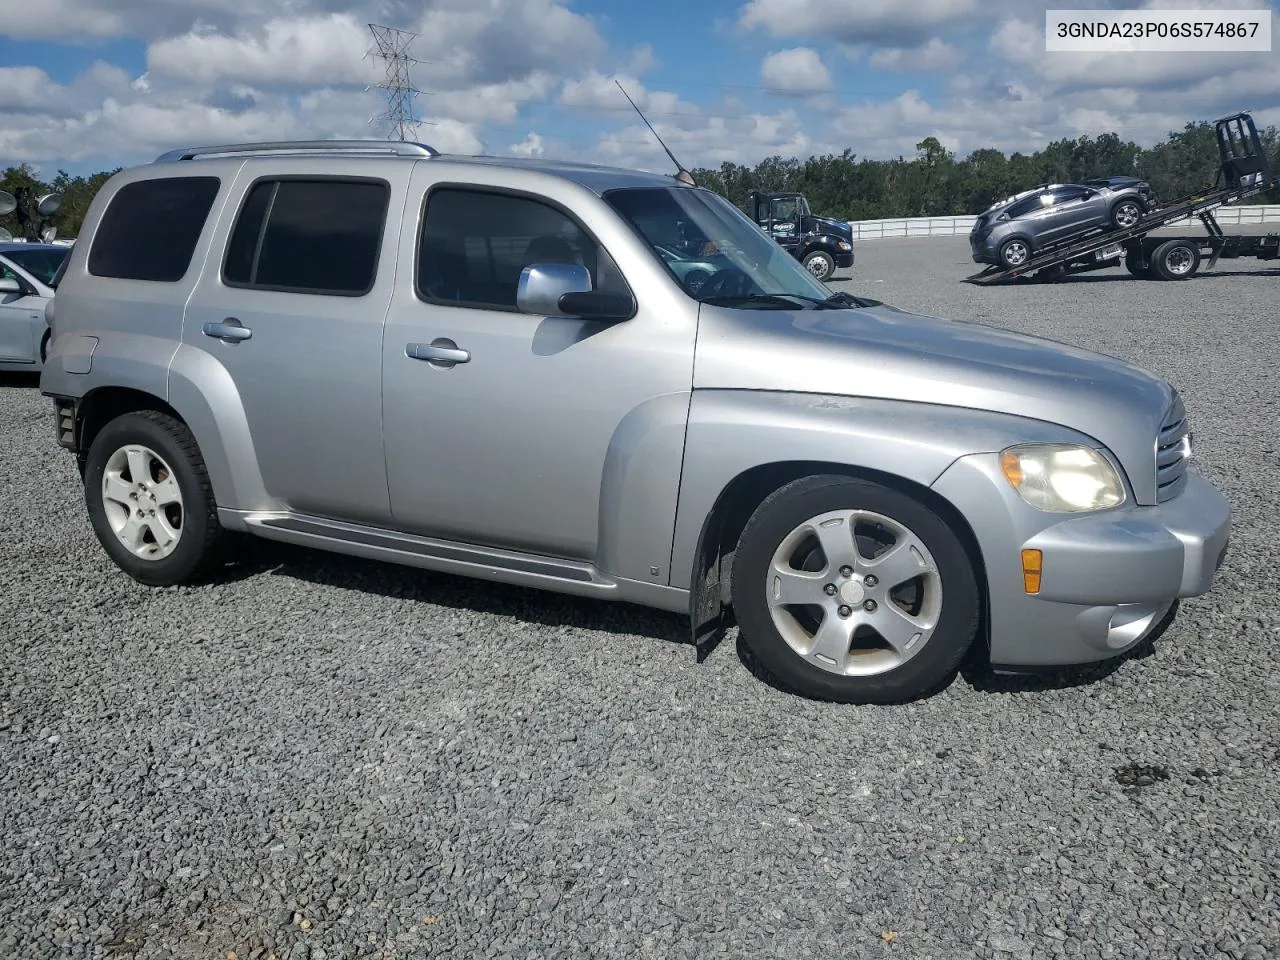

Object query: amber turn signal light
[1021,549,1043,594]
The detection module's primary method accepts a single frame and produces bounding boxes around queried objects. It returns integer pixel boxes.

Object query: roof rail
[154,140,439,162]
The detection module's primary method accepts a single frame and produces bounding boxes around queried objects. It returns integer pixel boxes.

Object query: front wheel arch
[688,460,989,662]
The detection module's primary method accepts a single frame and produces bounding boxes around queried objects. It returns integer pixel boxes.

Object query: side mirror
[0,277,22,296]
[516,262,591,316]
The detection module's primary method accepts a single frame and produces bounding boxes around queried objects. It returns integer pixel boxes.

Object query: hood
[694,301,1175,503]
[804,215,853,239]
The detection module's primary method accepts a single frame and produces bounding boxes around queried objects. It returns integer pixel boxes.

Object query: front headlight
[837,240,852,251]
[999,443,1126,512]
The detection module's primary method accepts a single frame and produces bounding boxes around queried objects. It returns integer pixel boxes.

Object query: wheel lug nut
[839,565,854,578]
[824,584,837,596]
[864,575,878,588]
[838,605,852,618]
[863,600,877,612]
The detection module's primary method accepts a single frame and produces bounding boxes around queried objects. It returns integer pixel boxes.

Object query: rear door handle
[203,318,252,342]
[407,339,470,367]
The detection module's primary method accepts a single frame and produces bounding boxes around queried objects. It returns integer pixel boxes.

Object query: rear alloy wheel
[998,238,1030,268]
[730,475,980,704]
[83,410,229,586]
[803,250,835,281]
[1111,200,1143,230]
[1149,239,1200,281]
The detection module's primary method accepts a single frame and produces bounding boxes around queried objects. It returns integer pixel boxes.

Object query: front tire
[83,410,228,586]
[802,250,835,281]
[1111,199,1143,230]
[730,475,981,704]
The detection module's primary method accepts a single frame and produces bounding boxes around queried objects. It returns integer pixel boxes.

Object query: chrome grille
[1155,392,1190,502]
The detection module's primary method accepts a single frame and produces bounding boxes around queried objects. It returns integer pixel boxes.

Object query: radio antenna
[615,80,695,185]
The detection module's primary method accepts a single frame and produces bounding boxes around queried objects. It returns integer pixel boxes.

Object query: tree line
[691,120,1280,221]
[3,119,1277,239]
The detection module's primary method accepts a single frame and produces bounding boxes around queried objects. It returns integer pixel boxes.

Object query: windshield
[604,186,840,308]
[2,246,69,288]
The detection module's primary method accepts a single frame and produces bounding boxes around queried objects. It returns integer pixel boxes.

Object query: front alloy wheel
[731,475,981,704]
[1112,200,1142,230]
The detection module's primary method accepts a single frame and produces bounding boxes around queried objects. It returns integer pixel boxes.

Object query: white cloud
[869,38,963,72]
[760,48,832,94]
[560,72,698,116]
[509,132,546,157]
[739,0,978,43]
[147,14,373,87]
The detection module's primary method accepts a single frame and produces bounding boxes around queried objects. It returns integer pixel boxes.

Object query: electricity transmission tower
[366,23,425,141]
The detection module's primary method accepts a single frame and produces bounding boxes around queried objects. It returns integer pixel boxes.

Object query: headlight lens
[837,240,852,251]
[999,444,1125,512]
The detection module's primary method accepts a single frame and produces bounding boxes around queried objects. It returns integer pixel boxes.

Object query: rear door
[180,160,412,525]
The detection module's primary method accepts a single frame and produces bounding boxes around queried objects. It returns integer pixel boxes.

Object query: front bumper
[931,453,1230,668]
[834,248,855,269]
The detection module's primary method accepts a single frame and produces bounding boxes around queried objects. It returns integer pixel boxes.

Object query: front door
[768,198,803,254]
[0,262,42,363]
[181,163,412,524]
[380,172,697,574]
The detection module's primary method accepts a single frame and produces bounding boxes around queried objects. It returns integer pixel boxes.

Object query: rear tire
[1149,239,1201,280]
[83,410,229,586]
[730,474,981,704]
[998,238,1031,269]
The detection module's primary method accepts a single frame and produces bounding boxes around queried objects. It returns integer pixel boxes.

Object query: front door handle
[407,338,470,367]
[203,318,252,342]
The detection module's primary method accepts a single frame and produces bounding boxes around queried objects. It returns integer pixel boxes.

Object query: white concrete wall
[846,204,1280,240]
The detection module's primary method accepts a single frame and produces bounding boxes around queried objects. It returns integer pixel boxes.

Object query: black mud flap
[690,506,728,663]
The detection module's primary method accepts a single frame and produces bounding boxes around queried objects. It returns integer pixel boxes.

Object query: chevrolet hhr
[39,140,1230,704]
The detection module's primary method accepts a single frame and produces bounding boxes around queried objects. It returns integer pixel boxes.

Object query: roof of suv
[148,140,686,196]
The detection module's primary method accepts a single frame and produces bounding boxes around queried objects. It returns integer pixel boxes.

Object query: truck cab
[747,190,854,281]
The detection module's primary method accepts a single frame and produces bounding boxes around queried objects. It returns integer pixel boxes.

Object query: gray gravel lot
[2,235,1278,960]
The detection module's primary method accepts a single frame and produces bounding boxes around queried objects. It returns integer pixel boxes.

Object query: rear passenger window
[88,177,220,282]
[223,178,389,295]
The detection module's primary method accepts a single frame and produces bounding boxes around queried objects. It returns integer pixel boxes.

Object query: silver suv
[971,176,1155,268]
[40,141,1228,704]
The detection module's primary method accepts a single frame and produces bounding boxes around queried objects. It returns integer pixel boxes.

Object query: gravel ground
[2,237,1278,960]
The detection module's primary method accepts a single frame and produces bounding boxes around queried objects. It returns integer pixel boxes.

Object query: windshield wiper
[700,291,881,310]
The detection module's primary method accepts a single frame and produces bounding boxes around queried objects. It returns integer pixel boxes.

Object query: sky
[0,0,1278,179]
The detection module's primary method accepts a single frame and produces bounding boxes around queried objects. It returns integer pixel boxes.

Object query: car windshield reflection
[604,186,853,309]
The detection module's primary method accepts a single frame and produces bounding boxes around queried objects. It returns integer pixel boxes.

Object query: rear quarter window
[87,176,221,282]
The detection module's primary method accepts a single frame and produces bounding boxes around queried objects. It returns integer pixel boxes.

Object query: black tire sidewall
[1153,241,1199,280]
[83,413,216,586]
[731,476,980,704]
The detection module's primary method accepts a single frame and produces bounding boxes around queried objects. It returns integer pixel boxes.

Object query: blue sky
[1,0,1277,178]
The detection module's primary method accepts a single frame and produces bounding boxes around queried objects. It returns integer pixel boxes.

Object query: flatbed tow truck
[965,112,1278,284]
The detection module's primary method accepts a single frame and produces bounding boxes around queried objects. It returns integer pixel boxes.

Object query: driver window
[771,199,798,221]
[416,187,631,310]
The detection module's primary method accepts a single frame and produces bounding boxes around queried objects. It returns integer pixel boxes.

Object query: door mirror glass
[0,277,22,295]
[516,262,592,316]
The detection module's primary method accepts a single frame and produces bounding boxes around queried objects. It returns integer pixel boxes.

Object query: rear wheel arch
[76,387,184,469]
[689,460,990,658]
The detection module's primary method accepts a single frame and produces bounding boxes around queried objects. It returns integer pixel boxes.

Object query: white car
[0,241,68,372]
